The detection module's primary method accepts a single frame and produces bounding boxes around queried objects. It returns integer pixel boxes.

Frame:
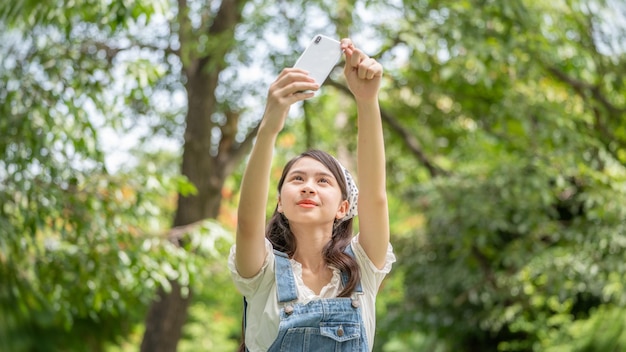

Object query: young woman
[229,38,395,352]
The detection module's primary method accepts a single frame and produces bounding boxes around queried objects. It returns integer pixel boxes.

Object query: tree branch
[546,66,625,116]
[327,78,448,178]
[196,0,245,74]
[216,110,259,178]
[546,65,626,163]
[79,39,179,66]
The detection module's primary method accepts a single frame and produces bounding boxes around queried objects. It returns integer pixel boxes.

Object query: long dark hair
[267,149,360,297]
[238,150,361,351]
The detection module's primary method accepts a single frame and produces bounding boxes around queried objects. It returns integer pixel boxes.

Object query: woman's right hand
[260,68,319,135]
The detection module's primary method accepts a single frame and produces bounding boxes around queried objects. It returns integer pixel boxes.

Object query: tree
[138,0,253,349]
[1,25,169,352]
[2,0,374,350]
[376,0,626,350]
[140,0,384,348]
[0,1,232,350]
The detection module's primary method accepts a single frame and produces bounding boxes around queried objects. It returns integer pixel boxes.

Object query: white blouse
[228,235,396,352]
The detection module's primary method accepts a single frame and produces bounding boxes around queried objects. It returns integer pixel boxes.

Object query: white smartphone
[293,34,342,88]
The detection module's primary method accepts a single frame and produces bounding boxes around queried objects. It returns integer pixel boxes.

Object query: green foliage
[0,2,214,350]
[178,234,241,352]
[1,0,165,31]
[544,305,626,351]
[378,0,626,350]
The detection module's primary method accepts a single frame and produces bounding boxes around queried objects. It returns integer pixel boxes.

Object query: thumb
[341,39,356,76]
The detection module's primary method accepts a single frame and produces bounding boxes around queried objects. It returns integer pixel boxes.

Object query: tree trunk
[140,0,248,350]
[140,282,192,352]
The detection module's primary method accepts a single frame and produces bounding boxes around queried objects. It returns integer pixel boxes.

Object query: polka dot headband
[335,158,358,224]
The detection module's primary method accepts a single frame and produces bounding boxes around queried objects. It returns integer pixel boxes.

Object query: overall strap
[242,296,248,328]
[342,244,363,293]
[274,250,299,303]
[239,297,248,352]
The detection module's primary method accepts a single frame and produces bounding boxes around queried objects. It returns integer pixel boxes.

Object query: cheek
[280,185,294,198]
[330,192,345,207]
[278,186,297,206]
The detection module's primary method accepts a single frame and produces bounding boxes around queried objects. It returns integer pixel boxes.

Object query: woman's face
[277,157,348,226]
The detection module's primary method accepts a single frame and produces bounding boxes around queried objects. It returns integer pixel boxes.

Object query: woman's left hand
[341,38,383,102]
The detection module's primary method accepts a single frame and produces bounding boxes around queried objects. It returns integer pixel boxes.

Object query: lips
[297,199,318,207]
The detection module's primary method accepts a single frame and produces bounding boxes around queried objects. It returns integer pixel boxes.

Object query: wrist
[355,98,380,113]
[257,125,279,139]
[258,111,286,137]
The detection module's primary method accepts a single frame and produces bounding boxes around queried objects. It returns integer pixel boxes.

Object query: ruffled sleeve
[351,235,395,291]
[228,238,276,297]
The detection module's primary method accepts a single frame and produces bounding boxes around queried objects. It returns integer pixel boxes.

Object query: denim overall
[262,246,368,352]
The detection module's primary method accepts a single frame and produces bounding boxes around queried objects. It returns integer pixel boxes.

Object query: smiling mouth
[297,200,317,207]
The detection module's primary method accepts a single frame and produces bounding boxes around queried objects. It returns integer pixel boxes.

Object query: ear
[277,195,283,213]
[335,199,349,220]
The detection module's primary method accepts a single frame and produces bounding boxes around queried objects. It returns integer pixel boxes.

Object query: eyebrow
[288,169,336,179]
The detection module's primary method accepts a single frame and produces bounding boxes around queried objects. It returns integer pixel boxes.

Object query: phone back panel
[293,35,342,86]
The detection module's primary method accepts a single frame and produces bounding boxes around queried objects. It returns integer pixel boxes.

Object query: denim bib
[264,246,368,352]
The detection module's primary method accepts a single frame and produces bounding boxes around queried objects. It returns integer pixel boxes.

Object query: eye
[318,177,330,184]
[290,175,304,182]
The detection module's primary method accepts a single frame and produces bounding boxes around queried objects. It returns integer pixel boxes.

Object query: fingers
[275,68,316,89]
[341,40,382,80]
[267,68,319,107]
[357,57,382,80]
[340,38,354,55]
[272,68,319,96]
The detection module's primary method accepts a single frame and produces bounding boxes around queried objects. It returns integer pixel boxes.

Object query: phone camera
[314,36,321,44]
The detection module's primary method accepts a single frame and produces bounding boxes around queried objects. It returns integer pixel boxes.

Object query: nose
[301,183,316,194]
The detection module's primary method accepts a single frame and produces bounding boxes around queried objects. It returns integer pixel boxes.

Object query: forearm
[235,127,277,277]
[237,129,277,238]
[356,99,387,200]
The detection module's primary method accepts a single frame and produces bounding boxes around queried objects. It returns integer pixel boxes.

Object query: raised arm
[235,69,319,278]
[341,39,390,269]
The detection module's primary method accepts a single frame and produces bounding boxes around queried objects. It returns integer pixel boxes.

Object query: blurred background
[1,0,626,351]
